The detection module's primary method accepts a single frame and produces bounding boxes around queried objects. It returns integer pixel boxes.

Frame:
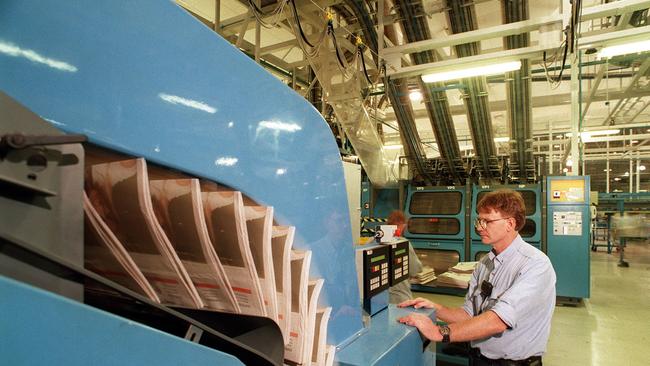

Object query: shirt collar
[487,234,523,264]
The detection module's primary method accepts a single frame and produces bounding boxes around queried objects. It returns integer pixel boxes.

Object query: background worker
[397,189,556,365]
[386,210,422,304]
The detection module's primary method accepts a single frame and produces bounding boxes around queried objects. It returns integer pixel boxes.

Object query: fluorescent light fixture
[383,144,403,150]
[553,144,561,148]
[624,172,629,176]
[603,169,612,172]
[409,91,423,102]
[598,40,650,59]
[632,140,639,144]
[614,177,621,181]
[422,61,522,83]
[640,165,646,171]
[566,159,573,167]
[493,137,510,143]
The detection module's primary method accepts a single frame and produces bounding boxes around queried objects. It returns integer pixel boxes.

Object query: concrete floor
[415,240,650,366]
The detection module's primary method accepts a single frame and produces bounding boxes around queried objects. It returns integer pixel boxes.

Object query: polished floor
[415,240,650,366]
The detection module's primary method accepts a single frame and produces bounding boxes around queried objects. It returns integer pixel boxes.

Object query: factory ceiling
[177,0,650,193]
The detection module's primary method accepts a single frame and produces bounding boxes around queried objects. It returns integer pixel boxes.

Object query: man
[386,210,422,304]
[397,189,556,365]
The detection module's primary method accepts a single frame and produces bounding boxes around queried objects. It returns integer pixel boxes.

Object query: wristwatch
[438,324,451,343]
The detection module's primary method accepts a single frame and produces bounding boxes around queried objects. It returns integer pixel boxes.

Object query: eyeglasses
[474,217,512,230]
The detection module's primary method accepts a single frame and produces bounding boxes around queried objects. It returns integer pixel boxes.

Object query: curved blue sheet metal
[0,0,362,345]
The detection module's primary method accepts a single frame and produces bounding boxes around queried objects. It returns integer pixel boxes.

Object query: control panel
[386,240,409,286]
[356,244,390,299]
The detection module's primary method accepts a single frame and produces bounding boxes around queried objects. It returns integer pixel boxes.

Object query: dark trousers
[469,348,542,366]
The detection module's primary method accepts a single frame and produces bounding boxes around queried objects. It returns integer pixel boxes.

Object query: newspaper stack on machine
[284,249,312,364]
[149,179,239,313]
[244,206,279,322]
[436,262,478,289]
[85,158,203,308]
[272,225,295,344]
[202,190,266,316]
[410,266,436,285]
[449,261,479,274]
[84,193,160,303]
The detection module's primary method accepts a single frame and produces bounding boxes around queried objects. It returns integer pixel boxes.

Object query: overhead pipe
[344,0,435,184]
[392,0,467,184]
[445,0,501,182]
[502,0,534,182]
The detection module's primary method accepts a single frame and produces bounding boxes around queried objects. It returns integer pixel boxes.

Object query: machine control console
[386,240,409,286]
[356,244,390,299]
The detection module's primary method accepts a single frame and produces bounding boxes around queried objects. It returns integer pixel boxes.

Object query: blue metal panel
[546,176,591,299]
[0,0,361,344]
[0,275,244,365]
[336,305,436,366]
[404,186,467,241]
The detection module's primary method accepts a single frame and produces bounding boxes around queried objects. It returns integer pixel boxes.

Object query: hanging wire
[246,0,289,29]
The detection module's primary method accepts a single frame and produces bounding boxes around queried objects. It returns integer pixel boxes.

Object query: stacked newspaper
[449,261,479,274]
[410,266,437,285]
[436,271,473,289]
[85,158,203,308]
[84,192,160,302]
[84,157,329,364]
[149,179,239,312]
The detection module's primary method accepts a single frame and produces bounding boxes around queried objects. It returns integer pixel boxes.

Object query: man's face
[475,208,513,245]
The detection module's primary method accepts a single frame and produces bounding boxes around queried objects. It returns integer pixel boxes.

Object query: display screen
[370,254,386,263]
[409,191,462,215]
[395,249,406,256]
[408,218,460,235]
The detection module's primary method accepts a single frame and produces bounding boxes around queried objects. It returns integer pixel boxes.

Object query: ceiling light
[553,144,561,148]
[614,177,621,181]
[409,91,423,102]
[562,168,569,173]
[566,159,573,167]
[603,169,612,172]
[598,40,650,59]
[640,165,646,171]
[631,140,639,144]
[493,137,510,143]
[384,144,403,150]
[421,61,522,83]
[624,172,629,176]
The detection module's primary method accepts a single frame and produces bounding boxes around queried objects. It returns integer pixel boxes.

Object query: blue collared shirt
[462,235,556,360]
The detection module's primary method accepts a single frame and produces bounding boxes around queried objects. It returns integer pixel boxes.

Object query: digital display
[370,255,386,263]
[395,249,406,256]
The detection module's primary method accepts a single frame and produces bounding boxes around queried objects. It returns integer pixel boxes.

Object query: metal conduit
[344,0,435,184]
[503,0,534,182]
[446,0,501,182]
[393,0,467,184]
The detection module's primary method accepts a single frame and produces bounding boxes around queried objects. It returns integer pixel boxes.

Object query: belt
[469,348,542,366]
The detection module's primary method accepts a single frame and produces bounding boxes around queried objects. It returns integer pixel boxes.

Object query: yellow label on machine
[550,179,586,203]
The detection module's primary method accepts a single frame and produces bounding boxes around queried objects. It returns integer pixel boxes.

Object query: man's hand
[397,313,442,341]
[398,297,438,310]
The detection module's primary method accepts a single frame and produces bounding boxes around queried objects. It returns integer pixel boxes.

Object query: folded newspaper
[86,158,203,308]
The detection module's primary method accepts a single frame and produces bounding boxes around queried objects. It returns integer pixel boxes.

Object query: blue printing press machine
[0,1,435,365]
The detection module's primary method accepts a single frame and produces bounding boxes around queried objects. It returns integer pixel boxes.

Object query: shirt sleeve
[488,257,556,329]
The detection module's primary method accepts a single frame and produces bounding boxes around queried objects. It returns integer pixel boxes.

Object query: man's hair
[387,210,406,225]
[476,189,526,231]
